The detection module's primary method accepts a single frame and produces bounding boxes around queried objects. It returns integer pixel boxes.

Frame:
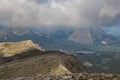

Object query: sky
[0,0,120,28]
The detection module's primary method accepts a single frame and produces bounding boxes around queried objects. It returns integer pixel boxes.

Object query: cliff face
[0,40,44,57]
[0,51,85,79]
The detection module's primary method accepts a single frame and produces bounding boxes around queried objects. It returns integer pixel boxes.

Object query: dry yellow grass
[0,40,44,57]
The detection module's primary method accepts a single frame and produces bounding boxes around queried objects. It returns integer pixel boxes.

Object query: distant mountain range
[102,26,120,36]
[0,26,120,51]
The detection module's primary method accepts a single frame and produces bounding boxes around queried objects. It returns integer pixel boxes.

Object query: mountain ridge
[0,40,44,57]
[0,27,120,52]
[0,50,85,79]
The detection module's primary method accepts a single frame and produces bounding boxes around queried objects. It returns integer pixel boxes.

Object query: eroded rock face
[0,51,85,79]
[0,40,44,57]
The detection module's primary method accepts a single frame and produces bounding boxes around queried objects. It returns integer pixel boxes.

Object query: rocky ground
[2,73,120,80]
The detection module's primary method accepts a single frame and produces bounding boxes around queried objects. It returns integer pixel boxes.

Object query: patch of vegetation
[88,45,120,53]
[76,52,120,74]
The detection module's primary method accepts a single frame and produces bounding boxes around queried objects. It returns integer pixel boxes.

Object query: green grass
[88,45,120,53]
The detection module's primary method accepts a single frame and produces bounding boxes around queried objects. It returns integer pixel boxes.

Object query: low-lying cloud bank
[0,0,120,27]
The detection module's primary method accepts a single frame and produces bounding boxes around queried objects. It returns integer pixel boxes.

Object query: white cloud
[0,0,120,27]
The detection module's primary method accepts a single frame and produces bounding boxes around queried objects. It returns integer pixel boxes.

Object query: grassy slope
[0,51,85,79]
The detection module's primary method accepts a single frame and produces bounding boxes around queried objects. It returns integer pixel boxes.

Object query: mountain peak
[0,40,44,57]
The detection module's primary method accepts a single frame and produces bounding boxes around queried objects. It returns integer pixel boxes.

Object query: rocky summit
[0,40,44,57]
